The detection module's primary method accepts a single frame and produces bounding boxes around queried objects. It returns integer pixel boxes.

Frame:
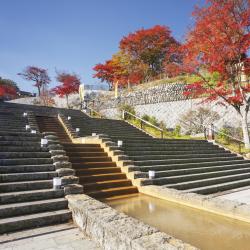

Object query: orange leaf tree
[52,72,81,108]
[181,0,250,148]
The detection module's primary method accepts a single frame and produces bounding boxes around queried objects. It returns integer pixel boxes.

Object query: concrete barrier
[67,194,197,250]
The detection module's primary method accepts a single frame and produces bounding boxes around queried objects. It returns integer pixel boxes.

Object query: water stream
[105,193,250,250]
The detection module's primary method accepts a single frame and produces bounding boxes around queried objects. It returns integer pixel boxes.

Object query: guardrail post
[122,110,125,120]
[140,120,143,129]
[161,130,163,139]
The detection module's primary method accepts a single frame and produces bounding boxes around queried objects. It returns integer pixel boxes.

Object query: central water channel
[105,193,250,250]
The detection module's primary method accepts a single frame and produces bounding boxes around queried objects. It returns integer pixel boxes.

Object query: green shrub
[173,125,181,137]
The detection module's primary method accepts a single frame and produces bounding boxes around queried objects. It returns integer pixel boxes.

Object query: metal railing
[83,107,104,119]
[204,124,245,154]
[122,110,164,138]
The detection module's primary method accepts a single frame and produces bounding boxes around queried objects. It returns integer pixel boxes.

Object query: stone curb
[140,185,250,224]
[67,194,197,250]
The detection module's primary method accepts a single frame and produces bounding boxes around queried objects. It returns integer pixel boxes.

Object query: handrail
[122,110,164,138]
[86,107,104,118]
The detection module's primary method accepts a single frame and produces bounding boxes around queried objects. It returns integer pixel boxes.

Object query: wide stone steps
[133,156,243,166]
[0,171,57,182]
[0,180,53,192]
[0,146,46,152]
[144,163,250,179]
[164,172,250,190]
[0,209,71,234]
[76,167,121,175]
[0,189,64,204]
[0,164,55,173]
[133,159,250,172]
[0,141,41,146]
[129,153,235,161]
[0,152,51,159]
[83,179,133,192]
[72,161,117,168]
[66,152,107,157]
[0,198,68,218]
[79,173,127,183]
[88,186,138,199]
[0,158,53,165]
[184,179,250,194]
[151,167,250,185]
[69,156,112,163]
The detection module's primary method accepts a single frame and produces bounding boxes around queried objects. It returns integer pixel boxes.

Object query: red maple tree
[181,0,250,147]
[120,25,179,79]
[52,72,81,108]
[18,66,50,96]
[0,78,18,100]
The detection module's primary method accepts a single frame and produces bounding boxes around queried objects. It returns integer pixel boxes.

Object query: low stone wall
[67,194,197,250]
[140,186,250,224]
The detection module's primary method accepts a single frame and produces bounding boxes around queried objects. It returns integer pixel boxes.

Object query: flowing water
[105,193,250,250]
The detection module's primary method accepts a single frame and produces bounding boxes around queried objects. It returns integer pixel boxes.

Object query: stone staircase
[0,112,71,234]
[2,102,250,196]
[36,115,138,199]
[67,115,250,195]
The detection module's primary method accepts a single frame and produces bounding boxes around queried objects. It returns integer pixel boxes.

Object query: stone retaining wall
[99,98,246,129]
[67,194,197,250]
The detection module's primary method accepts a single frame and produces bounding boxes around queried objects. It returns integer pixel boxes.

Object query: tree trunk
[66,95,69,109]
[241,109,250,149]
[37,86,41,96]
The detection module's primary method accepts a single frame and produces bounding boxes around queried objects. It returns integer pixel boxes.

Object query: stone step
[0,136,41,141]
[0,189,64,204]
[0,171,57,182]
[62,143,100,148]
[134,159,250,172]
[0,209,71,234]
[0,180,53,192]
[87,186,138,199]
[79,173,127,183]
[75,167,121,175]
[0,146,46,152]
[125,149,228,156]
[63,147,104,152]
[129,153,235,161]
[0,152,51,159]
[165,172,250,190]
[133,156,243,166]
[0,141,41,146]
[0,131,41,137]
[184,178,250,194]
[0,198,68,218]
[142,163,250,179]
[122,142,218,148]
[151,167,250,185]
[83,179,132,192]
[111,138,209,144]
[0,158,53,165]
[66,152,107,157]
[122,145,220,151]
[0,164,55,174]
[72,161,117,168]
[69,156,112,163]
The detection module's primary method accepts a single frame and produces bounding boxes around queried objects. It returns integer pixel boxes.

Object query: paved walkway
[0,223,101,250]
[219,188,250,204]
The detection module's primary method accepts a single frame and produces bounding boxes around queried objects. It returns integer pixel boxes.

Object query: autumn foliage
[52,72,81,108]
[18,66,51,96]
[0,78,18,100]
[180,0,250,147]
[93,25,180,89]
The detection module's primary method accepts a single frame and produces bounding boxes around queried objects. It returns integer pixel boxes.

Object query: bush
[173,125,181,137]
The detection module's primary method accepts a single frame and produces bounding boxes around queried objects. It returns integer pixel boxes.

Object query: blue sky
[0,0,204,93]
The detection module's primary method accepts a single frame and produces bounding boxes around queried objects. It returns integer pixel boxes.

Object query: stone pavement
[219,187,250,204]
[0,223,101,250]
